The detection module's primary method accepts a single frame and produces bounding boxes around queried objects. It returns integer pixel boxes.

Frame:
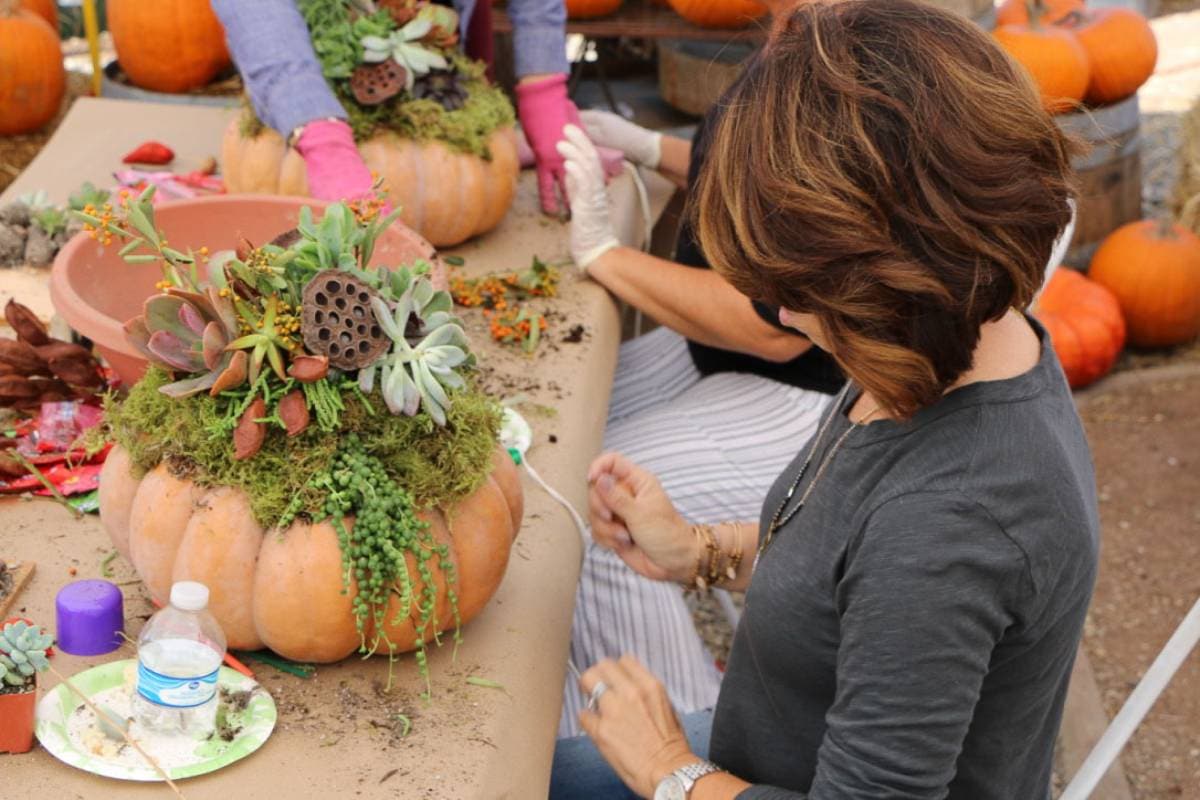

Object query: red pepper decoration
[121,141,175,165]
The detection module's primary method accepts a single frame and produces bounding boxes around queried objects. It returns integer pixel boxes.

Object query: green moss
[237,55,514,159]
[105,367,501,529]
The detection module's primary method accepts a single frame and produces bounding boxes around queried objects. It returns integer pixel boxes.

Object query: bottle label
[136,662,219,708]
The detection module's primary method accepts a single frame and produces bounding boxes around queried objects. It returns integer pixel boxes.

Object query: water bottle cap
[169,581,210,611]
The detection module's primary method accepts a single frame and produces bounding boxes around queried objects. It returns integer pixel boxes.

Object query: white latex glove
[557,124,621,272]
[578,109,663,170]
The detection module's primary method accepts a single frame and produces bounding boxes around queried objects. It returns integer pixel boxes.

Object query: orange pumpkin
[99,446,524,663]
[567,0,622,19]
[993,23,1090,114]
[667,0,767,29]
[0,3,64,136]
[107,0,231,93]
[221,121,521,248]
[1088,220,1200,348]
[996,0,1081,28]
[1034,268,1125,388]
[20,0,56,30]
[1056,8,1157,106]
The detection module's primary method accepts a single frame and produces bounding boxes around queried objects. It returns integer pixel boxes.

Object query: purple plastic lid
[55,580,125,656]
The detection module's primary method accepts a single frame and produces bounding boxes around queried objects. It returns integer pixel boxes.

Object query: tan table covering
[0,97,674,798]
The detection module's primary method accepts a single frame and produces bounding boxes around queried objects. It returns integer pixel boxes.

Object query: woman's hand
[557,125,621,272]
[294,119,375,202]
[578,109,663,169]
[579,655,697,798]
[587,452,695,583]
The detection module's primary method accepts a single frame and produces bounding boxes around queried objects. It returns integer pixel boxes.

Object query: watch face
[653,775,687,800]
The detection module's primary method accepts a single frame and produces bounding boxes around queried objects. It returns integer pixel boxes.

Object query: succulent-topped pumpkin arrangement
[223,0,520,248]
[79,189,523,690]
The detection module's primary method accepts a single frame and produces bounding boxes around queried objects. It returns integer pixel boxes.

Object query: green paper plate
[35,659,276,781]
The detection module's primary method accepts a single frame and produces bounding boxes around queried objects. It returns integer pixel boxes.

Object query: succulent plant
[360,18,448,91]
[363,273,472,426]
[0,621,53,689]
[125,287,249,398]
[411,69,467,111]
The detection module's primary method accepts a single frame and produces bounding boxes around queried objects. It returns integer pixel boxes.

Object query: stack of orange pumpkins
[992,0,1157,113]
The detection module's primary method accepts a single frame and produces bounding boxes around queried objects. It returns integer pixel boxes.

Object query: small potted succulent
[0,620,54,754]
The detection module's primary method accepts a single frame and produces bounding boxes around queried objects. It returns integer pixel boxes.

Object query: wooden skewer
[45,664,186,799]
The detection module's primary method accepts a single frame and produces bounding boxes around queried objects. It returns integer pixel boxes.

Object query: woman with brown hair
[550,2,1098,798]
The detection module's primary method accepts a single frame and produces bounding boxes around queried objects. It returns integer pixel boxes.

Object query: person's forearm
[657,135,692,188]
[693,772,755,799]
[508,0,570,77]
[211,0,345,136]
[588,247,811,362]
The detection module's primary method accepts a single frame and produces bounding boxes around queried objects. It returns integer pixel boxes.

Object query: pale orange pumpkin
[107,0,231,93]
[993,23,1090,114]
[0,3,64,136]
[567,0,622,19]
[221,121,521,248]
[1034,268,1125,388]
[1056,8,1157,106]
[667,0,767,29]
[99,446,524,663]
[996,0,1081,28]
[19,0,56,30]
[1088,220,1200,348]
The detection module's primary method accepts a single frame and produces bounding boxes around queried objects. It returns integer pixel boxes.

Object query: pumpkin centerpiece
[106,0,232,93]
[0,0,65,136]
[223,0,519,248]
[84,190,523,676]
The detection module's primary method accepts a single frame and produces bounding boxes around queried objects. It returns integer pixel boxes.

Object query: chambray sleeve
[505,0,569,77]
[737,493,1028,800]
[211,0,347,136]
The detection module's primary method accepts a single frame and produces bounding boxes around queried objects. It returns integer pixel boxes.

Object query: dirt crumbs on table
[1079,370,1200,799]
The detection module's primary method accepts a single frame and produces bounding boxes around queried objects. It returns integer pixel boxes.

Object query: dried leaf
[233,398,267,460]
[278,390,310,437]
[4,300,49,346]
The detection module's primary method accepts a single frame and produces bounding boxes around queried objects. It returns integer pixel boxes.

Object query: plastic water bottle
[132,581,226,738]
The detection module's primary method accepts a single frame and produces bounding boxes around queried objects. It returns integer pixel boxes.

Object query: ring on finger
[586,680,609,713]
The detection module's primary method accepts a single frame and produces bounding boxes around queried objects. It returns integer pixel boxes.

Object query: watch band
[676,760,723,795]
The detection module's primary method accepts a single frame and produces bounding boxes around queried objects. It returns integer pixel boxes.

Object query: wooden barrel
[658,0,997,117]
[1055,94,1142,268]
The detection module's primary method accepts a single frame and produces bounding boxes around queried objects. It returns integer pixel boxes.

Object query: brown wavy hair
[693,0,1077,418]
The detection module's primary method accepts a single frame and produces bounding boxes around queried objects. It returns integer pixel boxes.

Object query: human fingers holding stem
[587,452,694,583]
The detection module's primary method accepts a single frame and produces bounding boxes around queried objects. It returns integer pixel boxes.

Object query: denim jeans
[549,709,714,799]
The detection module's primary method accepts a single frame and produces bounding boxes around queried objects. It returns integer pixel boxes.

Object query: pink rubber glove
[516,74,584,216]
[517,133,626,180]
[294,119,375,202]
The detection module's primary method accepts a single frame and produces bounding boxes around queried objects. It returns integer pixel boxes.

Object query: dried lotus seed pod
[301,270,390,370]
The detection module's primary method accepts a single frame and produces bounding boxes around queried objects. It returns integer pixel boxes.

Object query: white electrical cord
[624,160,654,339]
[1061,596,1200,800]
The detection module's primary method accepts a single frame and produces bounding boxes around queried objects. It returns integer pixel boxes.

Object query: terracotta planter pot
[0,681,37,754]
[50,195,443,387]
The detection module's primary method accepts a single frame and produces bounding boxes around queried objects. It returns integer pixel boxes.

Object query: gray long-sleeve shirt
[212,0,567,136]
[710,321,1099,799]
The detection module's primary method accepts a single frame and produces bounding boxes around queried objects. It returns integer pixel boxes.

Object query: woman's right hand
[578,109,663,170]
[587,453,696,583]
